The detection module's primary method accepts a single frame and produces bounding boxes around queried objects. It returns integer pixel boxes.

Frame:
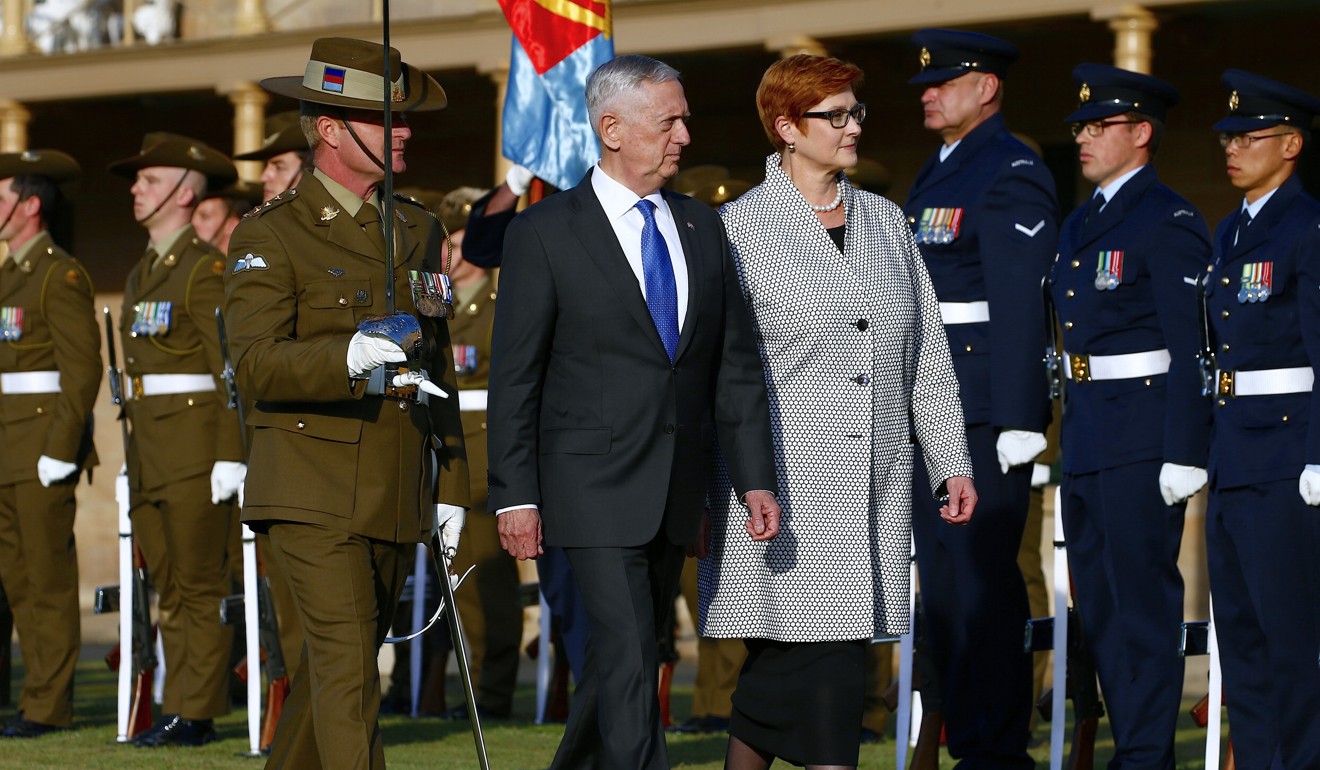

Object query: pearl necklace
[809,179,845,213]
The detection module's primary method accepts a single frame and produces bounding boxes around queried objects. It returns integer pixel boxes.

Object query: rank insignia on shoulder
[1095,250,1123,290]
[0,306,24,341]
[233,253,269,273]
[1238,261,1273,303]
[409,269,453,318]
[452,344,479,376]
[131,301,172,336]
[915,207,963,245]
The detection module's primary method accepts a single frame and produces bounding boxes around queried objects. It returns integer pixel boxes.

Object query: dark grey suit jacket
[487,170,776,547]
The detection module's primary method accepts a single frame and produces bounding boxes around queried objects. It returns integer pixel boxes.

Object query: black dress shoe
[133,716,217,748]
[1,719,66,738]
[667,715,730,734]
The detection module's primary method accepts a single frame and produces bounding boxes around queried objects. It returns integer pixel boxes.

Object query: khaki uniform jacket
[120,226,243,492]
[0,233,100,481]
[224,175,469,543]
[451,275,496,501]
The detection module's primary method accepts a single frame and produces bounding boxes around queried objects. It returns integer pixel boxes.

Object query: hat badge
[1079,83,1091,103]
[1229,90,1240,111]
[391,82,405,103]
[187,146,205,161]
[919,47,931,69]
[19,150,38,162]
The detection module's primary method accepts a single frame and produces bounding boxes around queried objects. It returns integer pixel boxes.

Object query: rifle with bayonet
[216,308,288,754]
[95,306,156,742]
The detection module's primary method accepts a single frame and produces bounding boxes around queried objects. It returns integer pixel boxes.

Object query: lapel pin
[320,205,340,221]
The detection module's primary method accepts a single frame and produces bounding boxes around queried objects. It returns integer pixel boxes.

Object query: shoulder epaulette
[243,188,299,219]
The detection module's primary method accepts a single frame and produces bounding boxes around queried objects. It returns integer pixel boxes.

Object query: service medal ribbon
[916,207,964,245]
[131,301,173,336]
[0,306,23,341]
[408,270,453,318]
[452,344,479,376]
[1239,261,1273,303]
[1094,250,1124,291]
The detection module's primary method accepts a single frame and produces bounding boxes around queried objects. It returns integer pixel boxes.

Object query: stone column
[767,35,827,59]
[0,0,28,56]
[123,0,138,46]
[235,0,271,35]
[1092,4,1158,74]
[482,64,511,186]
[227,82,269,181]
[0,99,30,153]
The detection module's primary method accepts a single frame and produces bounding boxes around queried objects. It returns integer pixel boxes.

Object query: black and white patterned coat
[699,155,974,641]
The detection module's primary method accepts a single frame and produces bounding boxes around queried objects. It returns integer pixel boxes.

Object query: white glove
[1300,464,1320,506]
[996,430,1047,474]
[505,164,534,197]
[115,463,129,509]
[347,331,407,378]
[432,503,466,556]
[1158,462,1208,506]
[238,480,245,509]
[1031,462,1051,488]
[210,461,247,504]
[392,369,449,399]
[36,455,78,487]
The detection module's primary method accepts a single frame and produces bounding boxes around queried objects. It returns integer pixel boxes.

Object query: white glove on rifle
[432,503,466,557]
[1300,464,1320,506]
[36,455,78,487]
[115,463,129,509]
[505,164,534,197]
[1158,463,1207,506]
[392,369,449,399]
[996,430,1047,474]
[347,332,407,378]
[210,461,247,504]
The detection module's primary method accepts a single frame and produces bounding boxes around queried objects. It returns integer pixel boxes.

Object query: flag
[498,0,613,191]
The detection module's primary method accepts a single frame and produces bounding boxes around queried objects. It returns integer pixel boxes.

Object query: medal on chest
[452,344,479,376]
[915,207,963,245]
[1238,261,1273,304]
[0,306,24,341]
[408,270,453,318]
[131,301,173,337]
[1094,250,1124,291]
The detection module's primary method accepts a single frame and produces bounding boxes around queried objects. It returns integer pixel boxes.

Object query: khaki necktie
[145,248,160,274]
[355,202,389,256]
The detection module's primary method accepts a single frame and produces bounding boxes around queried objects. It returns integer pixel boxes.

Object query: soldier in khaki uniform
[108,133,246,747]
[0,150,99,738]
[223,38,468,768]
[234,111,313,203]
[436,187,522,719]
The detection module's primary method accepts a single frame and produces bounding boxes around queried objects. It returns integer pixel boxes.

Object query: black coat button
[856,319,869,331]
[664,424,675,434]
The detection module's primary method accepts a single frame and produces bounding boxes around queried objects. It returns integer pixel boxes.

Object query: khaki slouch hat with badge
[107,132,237,192]
[0,149,81,191]
[260,36,447,112]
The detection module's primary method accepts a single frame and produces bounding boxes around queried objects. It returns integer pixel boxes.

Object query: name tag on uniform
[452,344,478,376]
[916,207,963,245]
[1238,261,1273,303]
[1095,250,1124,291]
[409,270,453,318]
[131,301,173,336]
[0,306,23,341]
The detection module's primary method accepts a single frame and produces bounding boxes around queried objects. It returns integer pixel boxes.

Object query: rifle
[1030,609,1104,770]
[1042,276,1064,401]
[216,308,288,755]
[1197,273,1218,398]
[99,306,157,742]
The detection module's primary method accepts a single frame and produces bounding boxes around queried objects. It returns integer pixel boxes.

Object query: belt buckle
[1218,370,1235,398]
[1071,354,1091,384]
[130,375,144,401]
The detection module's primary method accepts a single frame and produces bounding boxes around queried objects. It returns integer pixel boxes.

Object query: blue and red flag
[498,0,613,191]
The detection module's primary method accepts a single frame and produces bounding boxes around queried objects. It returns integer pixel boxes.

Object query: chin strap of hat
[137,168,192,228]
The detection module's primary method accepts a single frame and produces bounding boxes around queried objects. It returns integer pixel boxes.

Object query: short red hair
[756,54,864,151]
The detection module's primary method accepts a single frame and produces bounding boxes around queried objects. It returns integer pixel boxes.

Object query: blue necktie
[636,199,679,362]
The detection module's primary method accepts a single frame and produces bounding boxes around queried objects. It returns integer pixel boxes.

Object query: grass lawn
[0,656,1226,769]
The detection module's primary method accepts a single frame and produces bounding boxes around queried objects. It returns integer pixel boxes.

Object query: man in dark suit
[1051,64,1211,768]
[487,54,781,769]
[1204,69,1320,770]
[903,29,1058,768]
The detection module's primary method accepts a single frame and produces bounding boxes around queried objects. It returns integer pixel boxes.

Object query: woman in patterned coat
[698,55,976,769]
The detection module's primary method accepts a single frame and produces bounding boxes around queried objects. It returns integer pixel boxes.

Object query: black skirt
[730,638,867,767]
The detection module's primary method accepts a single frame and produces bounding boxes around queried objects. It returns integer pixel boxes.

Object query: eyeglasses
[1219,132,1291,149]
[801,103,867,129]
[1070,119,1142,138]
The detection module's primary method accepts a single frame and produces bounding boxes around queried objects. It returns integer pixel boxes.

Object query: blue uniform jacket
[1051,165,1211,475]
[905,113,1058,432]
[1207,174,1320,490]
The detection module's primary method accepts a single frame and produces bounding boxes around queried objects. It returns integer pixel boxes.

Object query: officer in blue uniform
[1204,69,1320,770]
[905,29,1056,768]
[1050,64,1211,769]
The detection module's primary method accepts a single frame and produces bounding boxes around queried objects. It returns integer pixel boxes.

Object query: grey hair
[585,55,682,139]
